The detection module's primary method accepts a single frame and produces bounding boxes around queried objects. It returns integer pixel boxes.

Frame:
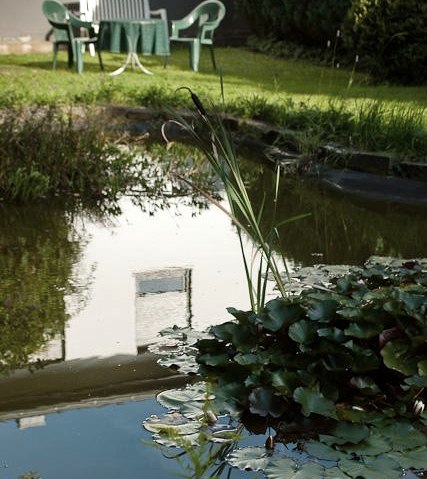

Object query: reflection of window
[17,415,46,430]
[134,268,192,349]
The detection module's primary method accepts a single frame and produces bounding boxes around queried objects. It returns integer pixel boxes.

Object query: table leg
[133,53,153,75]
[109,52,132,76]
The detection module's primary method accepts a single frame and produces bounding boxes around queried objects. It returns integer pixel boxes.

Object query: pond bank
[105,105,427,208]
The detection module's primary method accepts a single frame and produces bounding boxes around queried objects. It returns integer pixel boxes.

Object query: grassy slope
[0,47,426,160]
[0,47,426,110]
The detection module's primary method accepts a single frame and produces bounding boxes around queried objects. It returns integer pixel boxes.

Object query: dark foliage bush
[236,0,352,47]
[343,0,427,85]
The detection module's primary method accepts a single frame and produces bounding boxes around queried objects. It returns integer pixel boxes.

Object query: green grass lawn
[1,46,426,108]
[0,46,426,160]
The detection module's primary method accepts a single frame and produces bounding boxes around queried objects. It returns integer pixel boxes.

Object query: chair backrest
[193,0,226,28]
[80,0,148,21]
[42,0,73,43]
[172,0,225,42]
[42,0,69,22]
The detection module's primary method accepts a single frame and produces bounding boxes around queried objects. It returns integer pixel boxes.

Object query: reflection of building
[17,416,46,430]
[135,268,192,350]
[28,333,65,364]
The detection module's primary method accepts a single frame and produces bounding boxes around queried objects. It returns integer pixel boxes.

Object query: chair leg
[52,44,58,70]
[67,43,73,69]
[209,45,217,71]
[74,41,84,74]
[97,47,104,71]
[189,40,201,72]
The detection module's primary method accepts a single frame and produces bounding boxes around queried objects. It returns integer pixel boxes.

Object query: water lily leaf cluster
[196,258,427,423]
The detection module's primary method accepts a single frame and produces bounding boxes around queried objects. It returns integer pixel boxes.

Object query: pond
[0,163,426,478]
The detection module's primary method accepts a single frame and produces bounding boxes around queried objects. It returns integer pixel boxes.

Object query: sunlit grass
[1,47,426,110]
[0,47,426,159]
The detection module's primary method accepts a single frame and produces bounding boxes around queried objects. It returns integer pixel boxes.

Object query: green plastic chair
[42,0,103,74]
[170,0,226,72]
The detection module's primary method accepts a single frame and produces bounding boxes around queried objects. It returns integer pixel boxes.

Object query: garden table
[98,18,169,75]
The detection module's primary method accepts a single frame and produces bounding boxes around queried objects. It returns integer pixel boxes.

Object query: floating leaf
[227,447,270,471]
[381,340,418,375]
[388,446,427,469]
[305,441,345,461]
[234,353,261,366]
[197,352,229,367]
[404,375,427,386]
[418,359,427,375]
[349,376,381,394]
[249,387,286,418]
[293,387,337,419]
[338,432,392,456]
[288,320,317,344]
[266,461,350,479]
[317,327,345,342]
[344,322,383,338]
[271,370,300,395]
[152,431,200,447]
[338,456,401,479]
[157,352,198,374]
[379,422,427,451]
[143,413,200,435]
[330,422,370,445]
[264,301,303,332]
[308,300,339,321]
[156,383,213,418]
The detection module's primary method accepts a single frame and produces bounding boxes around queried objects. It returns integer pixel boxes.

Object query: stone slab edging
[104,105,427,207]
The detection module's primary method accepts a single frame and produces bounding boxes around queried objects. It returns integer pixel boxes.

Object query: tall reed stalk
[163,89,308,312]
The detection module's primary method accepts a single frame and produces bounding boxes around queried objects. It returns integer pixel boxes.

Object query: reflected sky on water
[0,172,426,478]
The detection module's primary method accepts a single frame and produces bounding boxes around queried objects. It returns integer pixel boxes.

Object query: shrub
[237,0,352,47]
[343,0,427,85]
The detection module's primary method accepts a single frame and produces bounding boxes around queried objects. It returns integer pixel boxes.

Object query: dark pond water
[0,166,426,478]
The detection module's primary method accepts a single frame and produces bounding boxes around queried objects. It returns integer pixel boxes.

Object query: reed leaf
[165,90,306,312]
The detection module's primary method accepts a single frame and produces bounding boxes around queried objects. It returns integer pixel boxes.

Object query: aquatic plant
[147,258,427,478]
[149,92,426,478]
[162,88,308,312]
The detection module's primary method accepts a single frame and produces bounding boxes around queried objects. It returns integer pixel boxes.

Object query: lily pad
[304,441,345,461]
[308,300,339,321]
[156,383,214,418]
[379,422,427,451]
[248,387,286,418]
[381,340,418,376]
[388,446,427,469]
[337,432,392,456]
[264,301,303,332]
[293,387,337,419]
[227,446,270,471]
[288,320,317,344]
[338,456,402,479]
[266,461,351,479]
[143,413,201,435]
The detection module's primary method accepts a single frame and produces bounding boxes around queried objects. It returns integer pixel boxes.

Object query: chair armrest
[68,13,96,37]
[150,8,168,22]
[170,10,199,38]
[200,21,221,42]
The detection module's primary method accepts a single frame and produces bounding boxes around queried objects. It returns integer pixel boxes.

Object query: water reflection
[0,163,426,477]
[243,169,427,265]
[135,268,193,348]
[0,204,84,374]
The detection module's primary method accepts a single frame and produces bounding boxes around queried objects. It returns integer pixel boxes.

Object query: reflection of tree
[0,204,83,373]
[240,161,427,266]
